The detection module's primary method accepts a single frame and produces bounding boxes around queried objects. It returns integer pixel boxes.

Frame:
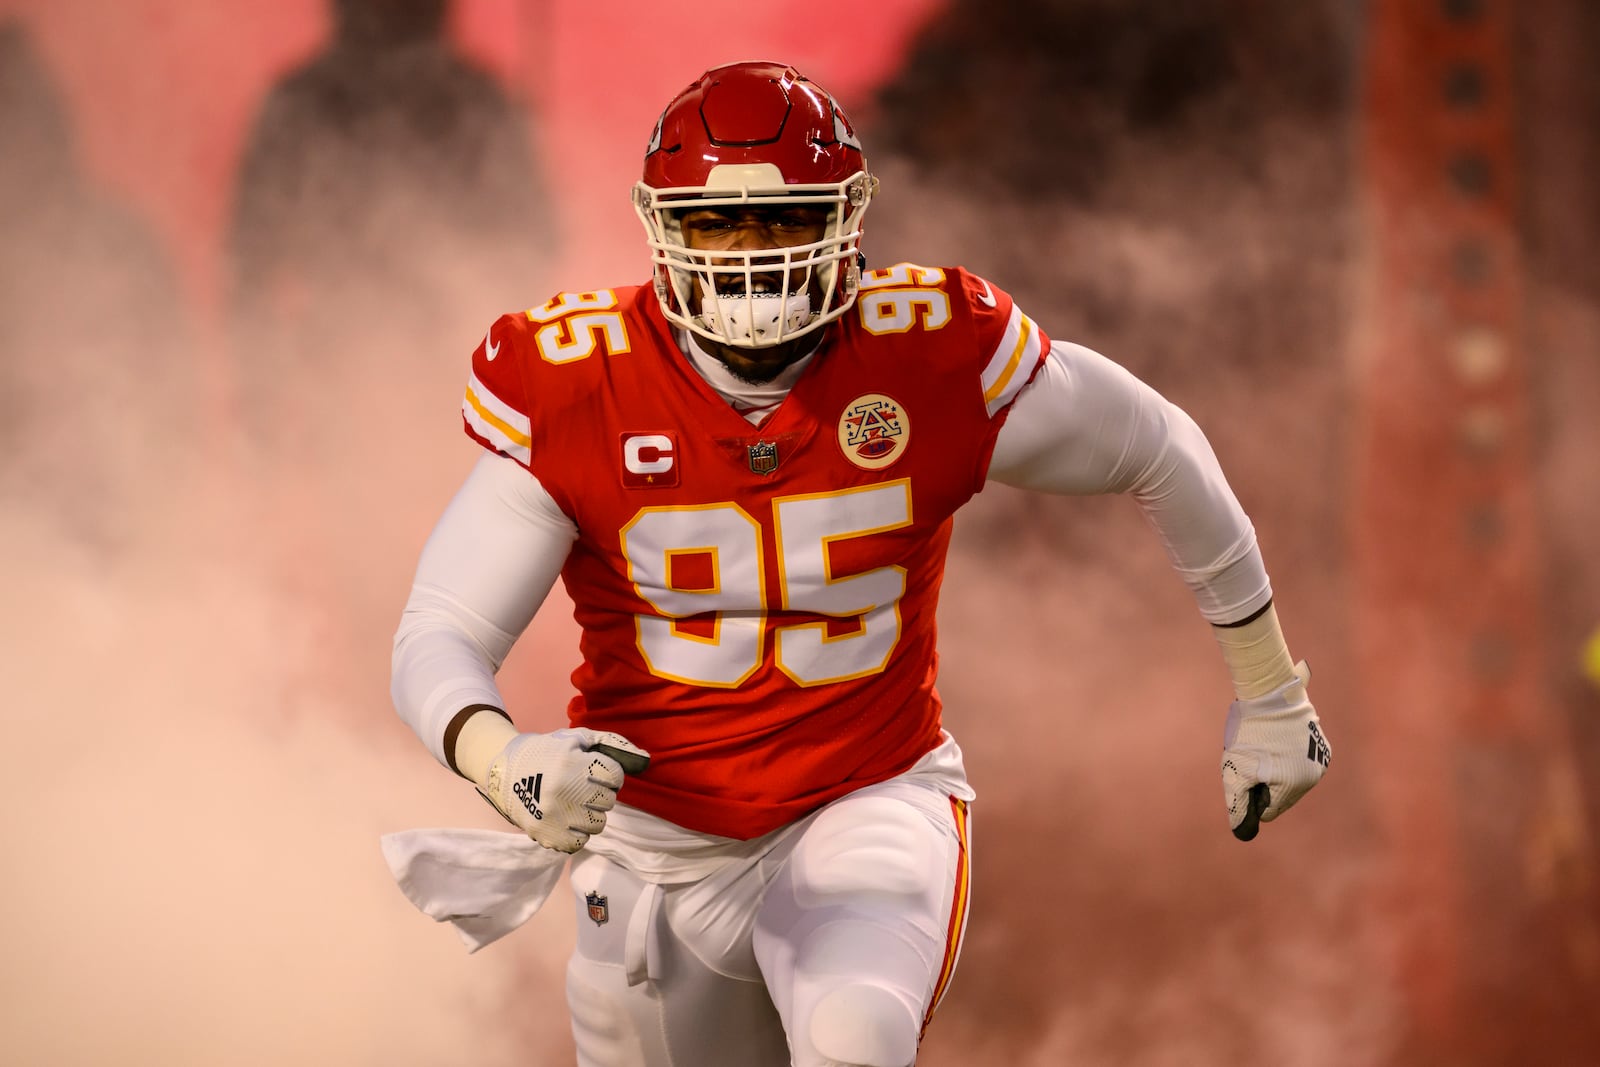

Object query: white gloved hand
[1221,661,1330,841]
[479,728,650,853]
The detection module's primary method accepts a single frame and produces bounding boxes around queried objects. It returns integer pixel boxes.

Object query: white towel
[380,828,567,953]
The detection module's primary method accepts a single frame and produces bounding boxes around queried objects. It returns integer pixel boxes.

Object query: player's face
[677,205,831,381]
[680,204,829,254]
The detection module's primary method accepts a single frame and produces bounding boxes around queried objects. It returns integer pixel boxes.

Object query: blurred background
[1,0,1596,1063]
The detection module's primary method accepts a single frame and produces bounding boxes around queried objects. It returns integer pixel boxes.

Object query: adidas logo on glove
[1306,722,1331,768]
[513,773,544,820]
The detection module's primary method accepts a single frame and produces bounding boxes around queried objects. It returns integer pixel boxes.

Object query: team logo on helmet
[837,393,909,470]
[833,109,862,150]
[586,891,610,926]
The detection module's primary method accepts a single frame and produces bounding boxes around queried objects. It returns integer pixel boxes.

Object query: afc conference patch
[837,393,910,470]
[585,891,610,926]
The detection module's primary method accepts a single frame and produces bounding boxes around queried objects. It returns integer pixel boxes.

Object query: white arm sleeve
[988,342,1272,624]
[391,451,578,767]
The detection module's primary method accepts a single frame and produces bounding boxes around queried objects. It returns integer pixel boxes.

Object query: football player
[392,60,1330,1067]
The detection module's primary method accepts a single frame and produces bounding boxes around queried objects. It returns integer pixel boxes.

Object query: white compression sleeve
[391,452,578,769]
[987,342,1272,624]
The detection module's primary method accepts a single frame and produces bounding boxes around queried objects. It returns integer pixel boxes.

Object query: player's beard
[701,331,821,385]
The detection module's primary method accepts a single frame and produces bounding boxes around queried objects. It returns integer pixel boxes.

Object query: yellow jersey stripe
[464,385,532,449]
[983,316,1033,408]
[979,306,1023,395]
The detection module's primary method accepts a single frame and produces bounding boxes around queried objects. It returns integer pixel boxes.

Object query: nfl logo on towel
[585,891,609,926]
[748,440,779,475]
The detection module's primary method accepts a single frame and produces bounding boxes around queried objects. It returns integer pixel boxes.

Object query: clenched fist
[1221,661,1330,841]
[479,728,650,852]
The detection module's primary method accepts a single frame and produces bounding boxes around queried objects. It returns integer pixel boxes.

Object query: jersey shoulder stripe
[463,365,532,464]
[460,309,538,465]
[981,303,1044,417]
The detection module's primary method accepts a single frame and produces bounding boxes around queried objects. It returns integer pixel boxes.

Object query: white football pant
[565,777,972,1067]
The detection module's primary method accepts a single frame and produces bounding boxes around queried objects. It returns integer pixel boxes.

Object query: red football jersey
[462,264,1049,839]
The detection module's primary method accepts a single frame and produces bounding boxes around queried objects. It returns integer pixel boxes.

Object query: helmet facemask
[633,168,875,349]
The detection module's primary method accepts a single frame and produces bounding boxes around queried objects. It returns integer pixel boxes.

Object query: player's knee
[808,983,918,1067]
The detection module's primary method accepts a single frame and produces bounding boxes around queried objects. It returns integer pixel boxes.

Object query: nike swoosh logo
[484,329,500,361]
[976,279,997,308]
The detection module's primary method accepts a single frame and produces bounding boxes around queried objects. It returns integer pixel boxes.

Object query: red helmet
[632,61,877,348]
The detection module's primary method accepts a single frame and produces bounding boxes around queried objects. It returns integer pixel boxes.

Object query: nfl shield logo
[748,440,779,475]
[585,891,609,926]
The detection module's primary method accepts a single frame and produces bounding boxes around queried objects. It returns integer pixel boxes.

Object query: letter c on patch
[624,434,674,474]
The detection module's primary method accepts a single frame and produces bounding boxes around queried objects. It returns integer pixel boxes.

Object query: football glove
[479,728,650,853]
[1221,661,1330,841]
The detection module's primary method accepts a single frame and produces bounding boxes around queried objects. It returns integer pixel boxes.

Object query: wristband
[1212,603,1297,700]
[445,706,517,785]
